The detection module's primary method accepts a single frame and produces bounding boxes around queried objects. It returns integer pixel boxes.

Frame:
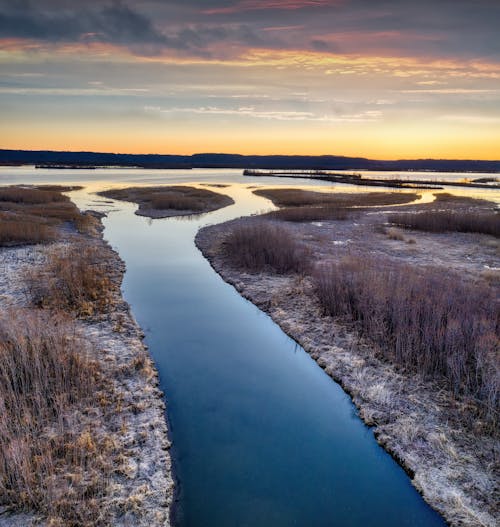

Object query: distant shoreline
[1,149,500,173]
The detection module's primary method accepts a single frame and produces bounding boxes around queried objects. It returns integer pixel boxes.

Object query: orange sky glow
[1,1,499,160]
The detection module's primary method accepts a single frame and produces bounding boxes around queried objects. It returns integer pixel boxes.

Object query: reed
[390,211,499,237]
[313,256,499,429]
[0,310,110,525]
[222,221,309,274]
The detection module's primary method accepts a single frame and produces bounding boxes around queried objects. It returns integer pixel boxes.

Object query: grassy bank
[0,186,172,526]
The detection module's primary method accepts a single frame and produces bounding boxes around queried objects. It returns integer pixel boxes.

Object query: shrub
[313,257,499,428]
[222,221,309,274]
[390,211,499,237]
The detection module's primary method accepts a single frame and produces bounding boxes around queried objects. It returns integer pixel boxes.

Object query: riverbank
[0,189,173,526]
[195,194,499,527]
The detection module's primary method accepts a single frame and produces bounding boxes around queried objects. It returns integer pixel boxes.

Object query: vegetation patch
[99,185,233,218]
[222,221,309,274]
[25,243,115,317]
[0,186,97,246]
[254,188,419,208]
[0,310,114,526]
[390,210,499,237]
[313,256,499,430]
[255,188,418,222]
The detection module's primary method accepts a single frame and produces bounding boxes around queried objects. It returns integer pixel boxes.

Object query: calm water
[2,167,490,526]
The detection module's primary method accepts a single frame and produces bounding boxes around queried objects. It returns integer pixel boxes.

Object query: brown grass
[254,188,419,208]
[100,185,230,213]
[256,189,418,222]
[265,205,353,222]
[0,187,68,204]
[390,210,499,237]
[0,309,112,525]
[222,221,310,274]
[0,186,97,245]
[313,256,499,430]
[0,213,55,245]
[26,243,114,317]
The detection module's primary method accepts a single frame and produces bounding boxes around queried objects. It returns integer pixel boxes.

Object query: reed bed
[222,221,309,274]
[0,186,96,245]
[313,256,499,429]
[254,188,419,208]
[390,210,499,237]
[100,185,229,212]
[0,310,111,525]
[265,205,353,222]
[26,243,113,317]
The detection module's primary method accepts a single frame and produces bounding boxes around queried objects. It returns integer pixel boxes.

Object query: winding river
[0,167,462,526]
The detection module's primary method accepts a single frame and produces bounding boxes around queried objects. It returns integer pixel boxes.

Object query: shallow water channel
[96,184,446,527]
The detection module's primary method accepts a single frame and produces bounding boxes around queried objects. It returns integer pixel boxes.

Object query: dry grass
[254,188,419,208]
[0,212,55,245]
[0,186,97,245]
[0,187,68,204]
[0,310,113,526]
[313,256,499,431]
[390,210,499,237]
[256,189,418,222]
[222,221,310,274]
[265,205,353,222]
[26,243,114,317]
[100,185,230,213]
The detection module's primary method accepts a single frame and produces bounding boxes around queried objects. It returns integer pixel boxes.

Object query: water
[91,184,444,527]
[2,167,486,526]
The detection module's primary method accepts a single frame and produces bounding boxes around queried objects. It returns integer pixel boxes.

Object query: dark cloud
[0,0,499,60]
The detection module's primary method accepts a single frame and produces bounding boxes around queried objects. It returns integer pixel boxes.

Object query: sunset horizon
[1,1,499,160]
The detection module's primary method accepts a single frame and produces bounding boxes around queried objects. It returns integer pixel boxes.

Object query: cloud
[147,104,382,122]
[202,1,333,15]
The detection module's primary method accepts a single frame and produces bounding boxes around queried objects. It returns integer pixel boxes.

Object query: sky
[1,0,499,159]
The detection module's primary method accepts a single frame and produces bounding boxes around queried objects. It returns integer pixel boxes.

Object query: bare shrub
[222,221,309,274]
[26,244,113,316]
[313,257,499,429]
[0,310,111,525]
[390,210,499,237]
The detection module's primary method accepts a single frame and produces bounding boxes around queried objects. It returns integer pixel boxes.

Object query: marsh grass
[0,310,112,525]
[255,189,418,222]
[313,256,499,429]
[26,243,113,317]
[100,185,230,212]
[265,205,353,222]
[222,221,310,274]
[254,188,419,208]
[390,210,499,237]
[0,186,96,245]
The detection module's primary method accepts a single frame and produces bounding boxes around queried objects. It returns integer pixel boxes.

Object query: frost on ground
[0,227,173,525]
[196,203,499,527]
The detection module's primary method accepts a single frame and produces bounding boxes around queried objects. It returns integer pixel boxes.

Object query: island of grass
[99,185,234,218]
[196,190,499,527]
